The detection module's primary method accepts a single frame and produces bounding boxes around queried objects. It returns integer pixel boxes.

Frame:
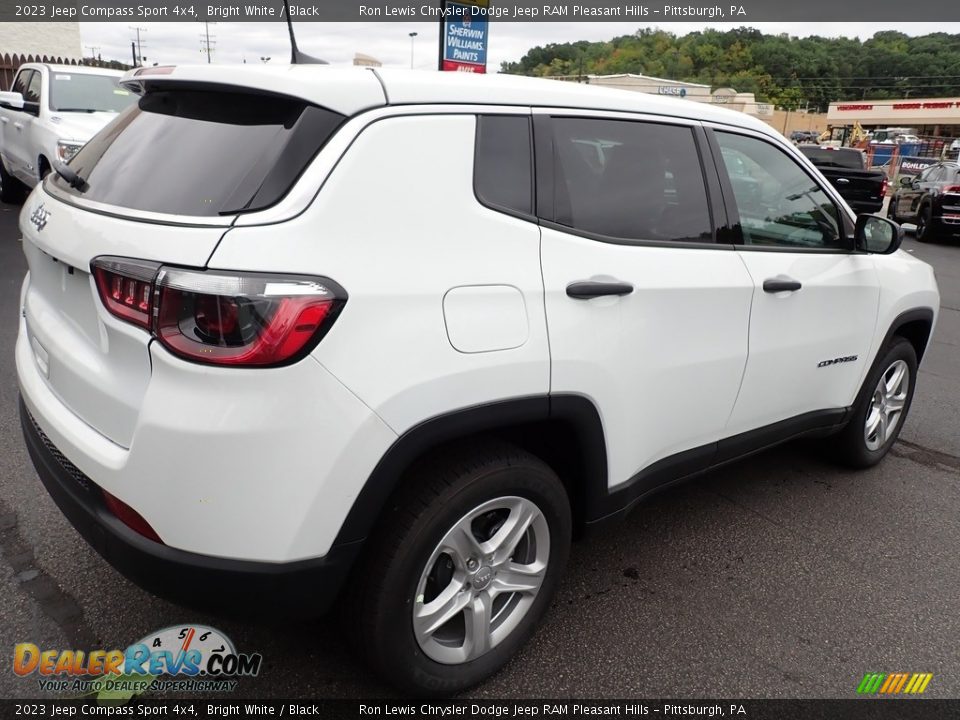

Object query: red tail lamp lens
[92,259,161,329]
[102,490,163,543]
[155,268,343,367]
[90,258,346,367]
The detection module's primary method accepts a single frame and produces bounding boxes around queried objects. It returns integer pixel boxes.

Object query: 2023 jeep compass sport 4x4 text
[16,65,938,695]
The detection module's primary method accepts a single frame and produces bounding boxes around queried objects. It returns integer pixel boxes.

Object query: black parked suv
[889,161,960,242]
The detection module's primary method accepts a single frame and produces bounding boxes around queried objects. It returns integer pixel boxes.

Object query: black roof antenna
[283,0,329,64]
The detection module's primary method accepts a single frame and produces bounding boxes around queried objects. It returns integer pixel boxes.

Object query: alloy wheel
[413,496,550,665]
[864,359,910,451]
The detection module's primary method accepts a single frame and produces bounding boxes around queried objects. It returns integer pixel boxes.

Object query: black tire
[0,156,25,204]
[886,196,899,223]
[347,440,571,696]
[829,337,918,468]
[915,204,936,243]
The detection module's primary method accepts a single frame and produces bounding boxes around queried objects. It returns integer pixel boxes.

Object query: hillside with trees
[500,29,960,111]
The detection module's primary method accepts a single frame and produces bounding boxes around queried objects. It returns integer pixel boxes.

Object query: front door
[710,128,881,437]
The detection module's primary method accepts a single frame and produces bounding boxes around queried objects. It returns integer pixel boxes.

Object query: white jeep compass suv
[15,65,939,694]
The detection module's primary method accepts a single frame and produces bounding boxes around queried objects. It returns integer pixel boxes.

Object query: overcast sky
[80,22,954,71]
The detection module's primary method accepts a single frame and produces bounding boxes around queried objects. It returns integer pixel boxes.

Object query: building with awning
[557,73,774,120]
[827,98,960,137]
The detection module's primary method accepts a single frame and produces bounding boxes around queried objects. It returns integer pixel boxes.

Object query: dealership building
[827,98,960,138]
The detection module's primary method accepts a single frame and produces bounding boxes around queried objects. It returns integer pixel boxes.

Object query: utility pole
[84,46,100,61]
[408,32,418,69]
[129,26,147,67]
[200,22,216,64]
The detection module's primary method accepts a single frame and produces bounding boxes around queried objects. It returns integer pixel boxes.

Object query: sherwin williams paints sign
[440,0,489,73]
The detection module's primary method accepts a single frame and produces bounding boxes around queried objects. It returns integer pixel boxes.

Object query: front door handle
[566,281,634,299]
[763,277,802,293]
[13,121,23,130]
[835,177,850,185]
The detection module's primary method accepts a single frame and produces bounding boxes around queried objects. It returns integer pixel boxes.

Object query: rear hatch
[20,82,349,448]
[801,147,883,206]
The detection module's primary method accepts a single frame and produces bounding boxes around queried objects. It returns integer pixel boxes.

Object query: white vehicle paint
[15,65,939,694]
[0,64,134,196]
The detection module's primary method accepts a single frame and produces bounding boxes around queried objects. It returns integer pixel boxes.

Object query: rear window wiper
[53,161,88,192]
[52,108,97,113]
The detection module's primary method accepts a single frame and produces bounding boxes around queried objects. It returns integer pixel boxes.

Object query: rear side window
[474,115,533,216]
[546,117,713,243]
[52,88,345,217]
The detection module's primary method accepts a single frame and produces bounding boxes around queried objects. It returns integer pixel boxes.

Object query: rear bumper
[20,396,359,615]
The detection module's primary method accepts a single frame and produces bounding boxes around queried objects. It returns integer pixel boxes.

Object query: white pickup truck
[0,63,135,202]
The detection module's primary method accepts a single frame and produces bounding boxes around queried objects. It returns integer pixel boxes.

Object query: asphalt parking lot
[1,201,958,700]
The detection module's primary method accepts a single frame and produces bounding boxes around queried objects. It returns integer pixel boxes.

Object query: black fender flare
[879,307,935,363]
[330,394,608,547]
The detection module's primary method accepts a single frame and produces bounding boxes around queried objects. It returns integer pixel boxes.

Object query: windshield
[51,87,345,216]
[49,72,136,113]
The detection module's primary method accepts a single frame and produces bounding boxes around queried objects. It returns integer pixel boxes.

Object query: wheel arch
[331,395,608,548]
[883,307,935,364]
[37,154,50,181]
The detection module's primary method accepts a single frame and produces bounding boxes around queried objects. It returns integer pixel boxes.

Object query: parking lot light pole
[409,32,418,69]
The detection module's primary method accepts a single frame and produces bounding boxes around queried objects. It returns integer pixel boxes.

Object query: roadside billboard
[439,0,489,73]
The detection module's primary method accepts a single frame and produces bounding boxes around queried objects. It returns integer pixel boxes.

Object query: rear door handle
[566,281,634,299]
[763,277,802,293]
[13,122,23,130]
[835,177,850,185]
[0,117,7,124]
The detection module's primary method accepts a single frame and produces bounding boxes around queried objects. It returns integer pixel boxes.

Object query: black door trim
[583,406,851,529]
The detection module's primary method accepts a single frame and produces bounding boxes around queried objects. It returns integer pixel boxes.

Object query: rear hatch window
[800,148,865,170]
[52,87,345,217]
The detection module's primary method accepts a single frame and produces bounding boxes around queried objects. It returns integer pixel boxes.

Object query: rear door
[708,127,880,436]
[536,111,754,492]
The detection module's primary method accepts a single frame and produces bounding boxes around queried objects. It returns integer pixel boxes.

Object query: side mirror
[856,214,902,254]
[0,91,24,111]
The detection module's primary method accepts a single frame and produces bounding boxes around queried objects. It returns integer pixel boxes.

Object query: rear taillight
[92,258,161,330]
[155,268,341,366]
[944,185,960,193]
[91,257,345,367]
[881,176,889,197]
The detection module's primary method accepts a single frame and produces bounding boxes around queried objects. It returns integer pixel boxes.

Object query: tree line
[500,28,960,111]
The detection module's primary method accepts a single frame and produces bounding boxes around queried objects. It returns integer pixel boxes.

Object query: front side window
[716,132,845,250]
[547,117,713,243]
[24,71,41,104]
[11,70,32,98]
